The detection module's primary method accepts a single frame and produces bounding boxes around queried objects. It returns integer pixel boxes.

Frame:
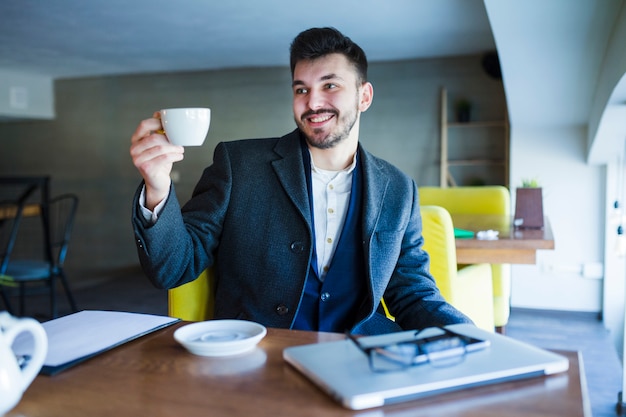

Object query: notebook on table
[283,323,569,410]
[12,310,179,375]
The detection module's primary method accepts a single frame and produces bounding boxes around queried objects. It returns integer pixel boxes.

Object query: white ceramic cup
[160,108,211,146]
[0,312,48,415]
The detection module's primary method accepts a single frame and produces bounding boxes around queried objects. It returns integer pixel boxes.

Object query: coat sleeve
[131,143,232,289]
[378,180,473,330]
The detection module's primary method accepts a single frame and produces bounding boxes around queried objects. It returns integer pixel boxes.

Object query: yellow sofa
[418,185,511,331]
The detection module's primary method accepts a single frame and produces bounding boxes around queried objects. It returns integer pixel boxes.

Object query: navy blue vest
[293,143,367,332]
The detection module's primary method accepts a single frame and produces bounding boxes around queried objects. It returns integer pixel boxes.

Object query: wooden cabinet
[440,88,509,187]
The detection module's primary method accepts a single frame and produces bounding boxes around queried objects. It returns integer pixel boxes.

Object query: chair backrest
[419,186,512,329]
[419,205,458,302]
[0,185,38,275]
[46,194,79,267]
[420,205,495,330]
[168,268,215,321]
[1,206,26,276]
[419,186,511,216]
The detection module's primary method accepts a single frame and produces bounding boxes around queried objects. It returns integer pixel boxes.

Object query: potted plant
[454,99,472,123]
[514,178,544,229]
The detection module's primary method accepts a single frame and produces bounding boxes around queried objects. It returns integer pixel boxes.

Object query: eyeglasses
[346,328,476,373]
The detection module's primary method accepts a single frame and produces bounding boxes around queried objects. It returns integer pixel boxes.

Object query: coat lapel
[270,135,389,236]
[271,130,312,227]
[360,145,389,241]
[359,146,391,307]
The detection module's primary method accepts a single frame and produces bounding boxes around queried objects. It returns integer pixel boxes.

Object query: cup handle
[5,317,48,391]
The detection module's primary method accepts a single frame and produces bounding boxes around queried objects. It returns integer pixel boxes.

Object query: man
[130,27,472,335]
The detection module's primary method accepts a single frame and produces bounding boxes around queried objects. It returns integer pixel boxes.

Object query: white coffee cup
[160,108,211,146]
[0,312,48,415]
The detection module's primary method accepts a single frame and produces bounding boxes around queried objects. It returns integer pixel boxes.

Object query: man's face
[292,53,371,150]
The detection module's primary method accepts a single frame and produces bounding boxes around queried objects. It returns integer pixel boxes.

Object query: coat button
[320,292,331,302]
[275,304,289,315]
[290,241,305,253]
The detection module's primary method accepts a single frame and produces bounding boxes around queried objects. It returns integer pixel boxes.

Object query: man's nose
[307,90,325,110]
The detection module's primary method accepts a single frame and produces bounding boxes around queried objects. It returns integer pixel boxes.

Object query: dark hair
[289,27,368,84]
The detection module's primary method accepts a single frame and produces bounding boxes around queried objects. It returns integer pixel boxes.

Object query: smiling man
[130,27,473,335]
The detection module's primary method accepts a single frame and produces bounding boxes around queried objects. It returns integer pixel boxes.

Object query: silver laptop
[283,323,569,410]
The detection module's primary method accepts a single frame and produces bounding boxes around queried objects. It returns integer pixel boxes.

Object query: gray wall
[0,55,504,283]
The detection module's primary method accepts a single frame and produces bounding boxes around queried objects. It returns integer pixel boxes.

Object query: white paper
[476,230,499,240]
[13,310,178,367]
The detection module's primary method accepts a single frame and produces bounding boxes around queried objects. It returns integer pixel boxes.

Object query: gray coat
[132,129,472,334]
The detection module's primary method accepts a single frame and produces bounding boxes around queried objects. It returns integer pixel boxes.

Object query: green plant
[454,99,472,123]
[455,98,471,110]
[521,178,540,188]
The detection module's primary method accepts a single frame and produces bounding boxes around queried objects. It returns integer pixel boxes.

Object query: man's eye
[295,88,308,94]
[325,83,337,90]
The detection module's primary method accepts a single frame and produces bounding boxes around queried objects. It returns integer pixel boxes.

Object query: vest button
[290,241,305,253]
[275,304,289,315]
[320,292,331,302]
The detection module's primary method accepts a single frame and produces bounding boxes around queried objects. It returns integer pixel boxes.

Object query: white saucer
[174,319,267,357]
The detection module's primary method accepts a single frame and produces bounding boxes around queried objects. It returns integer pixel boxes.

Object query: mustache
[301,109,338,120]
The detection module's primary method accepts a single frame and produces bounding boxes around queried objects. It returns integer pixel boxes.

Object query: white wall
[604,161,626,358]
[484,0,626,358]
[584,2,626,359]
[509,125,604,311]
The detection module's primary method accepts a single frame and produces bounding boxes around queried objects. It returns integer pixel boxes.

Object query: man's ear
[359,82,374,112]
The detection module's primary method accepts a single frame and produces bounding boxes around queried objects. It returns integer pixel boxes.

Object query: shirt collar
[308,150,358,175]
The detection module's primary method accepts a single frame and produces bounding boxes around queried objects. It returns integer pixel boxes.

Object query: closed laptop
[283,323,569,410]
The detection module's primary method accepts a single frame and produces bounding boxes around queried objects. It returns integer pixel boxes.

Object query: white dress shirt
[309,152,356,280]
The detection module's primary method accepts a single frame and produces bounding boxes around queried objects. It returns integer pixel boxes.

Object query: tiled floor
[3,267,623,417]
[506,308,623,417]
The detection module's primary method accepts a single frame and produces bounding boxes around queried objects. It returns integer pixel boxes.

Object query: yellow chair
[419,205,494,331]
[418,186,511,331]
[168,268,215,321]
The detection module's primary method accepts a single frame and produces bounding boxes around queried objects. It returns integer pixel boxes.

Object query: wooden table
[9,324,589,417]
[0,203,41,220]
[452,214,555,264]
[0,176,49,220]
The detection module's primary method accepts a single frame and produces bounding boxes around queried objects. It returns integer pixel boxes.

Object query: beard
[296,103,359,150]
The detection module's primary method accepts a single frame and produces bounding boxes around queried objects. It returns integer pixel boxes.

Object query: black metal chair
[2,193,79,318]
[0,185,38,311]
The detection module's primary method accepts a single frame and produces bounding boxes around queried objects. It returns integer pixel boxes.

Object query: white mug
[0,311,47,415]
[160,107,211,146]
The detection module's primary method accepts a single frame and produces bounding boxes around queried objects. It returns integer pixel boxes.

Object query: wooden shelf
[440,87,509,187]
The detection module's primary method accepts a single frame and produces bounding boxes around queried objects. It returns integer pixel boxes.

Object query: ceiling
[1,0,624,162]
[0,0,496,79]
